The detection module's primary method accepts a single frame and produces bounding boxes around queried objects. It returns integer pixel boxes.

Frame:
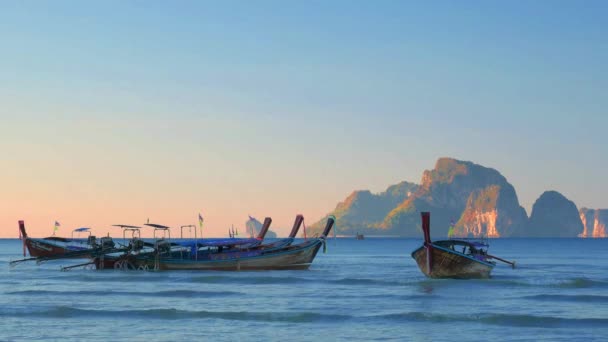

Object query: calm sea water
[1,238,607,341]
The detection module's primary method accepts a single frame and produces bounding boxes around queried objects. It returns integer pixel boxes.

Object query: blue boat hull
[158,239,325,271]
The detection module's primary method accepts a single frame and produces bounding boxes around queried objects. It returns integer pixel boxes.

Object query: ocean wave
[0,306,351,323]
[188,275,403,287]
[188,275,319,285]
[331,293,433,300]
[523,294,608,303]
[4,289,238,298]
[554,277,608,289]
[56,273,407,287]
[377,312,608,328]
[426,277,608,289]
[330,278,401,286]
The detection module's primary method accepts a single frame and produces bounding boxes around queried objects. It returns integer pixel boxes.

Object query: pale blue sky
[1,1,606,236]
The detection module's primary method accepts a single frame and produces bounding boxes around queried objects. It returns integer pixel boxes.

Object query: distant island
[309,158,607,238]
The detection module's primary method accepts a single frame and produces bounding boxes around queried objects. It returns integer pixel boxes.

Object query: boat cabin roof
[144,223,170,230]
[112,224,142,229]
[73,227,91,232]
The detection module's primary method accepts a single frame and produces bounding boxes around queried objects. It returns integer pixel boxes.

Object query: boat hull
[411,245,494,279]
[24,238,92,258]
[159,239,324,271]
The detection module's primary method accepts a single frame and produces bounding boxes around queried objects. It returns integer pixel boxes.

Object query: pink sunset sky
[2,2,607,238]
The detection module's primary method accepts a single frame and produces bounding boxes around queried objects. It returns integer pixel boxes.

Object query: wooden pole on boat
[61,261,95,271]
[321,216,335,238]
[421,212,433,274]
[289,215,304,238]
[9,256,40,267]
[257,217,272,240]
[18,220,27,257]
[487,254,516,268]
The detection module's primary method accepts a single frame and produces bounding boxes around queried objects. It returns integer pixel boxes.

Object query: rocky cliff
[311,158,605,238]
[525,191,584,237]
[579,208,608,238]
[310,181,418,235]
[382,158,528,238]
[312,158,527,238]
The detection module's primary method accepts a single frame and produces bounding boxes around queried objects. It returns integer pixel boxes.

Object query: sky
[1,1,607,238]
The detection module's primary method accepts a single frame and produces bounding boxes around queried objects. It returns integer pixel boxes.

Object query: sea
[1,238,607,341]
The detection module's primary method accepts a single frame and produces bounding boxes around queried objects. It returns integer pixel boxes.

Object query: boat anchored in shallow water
[18,221,100,258]
[153,215,335,271]
[80,215,331,271]
[411,212,515,279]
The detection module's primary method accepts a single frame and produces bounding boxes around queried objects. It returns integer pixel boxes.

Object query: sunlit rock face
[527,191,584,237]
[382,158,528,238]
[455,209,500,238]
[453,186,502,238]
[579,208,608,238]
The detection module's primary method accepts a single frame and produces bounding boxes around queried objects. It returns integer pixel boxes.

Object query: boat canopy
[112,224,142,229]
[73,227,91,232]
[144,223,170,230]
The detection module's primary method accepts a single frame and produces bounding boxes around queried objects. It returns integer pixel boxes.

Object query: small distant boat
[18,221,98,258]
[411,212,514,279]
[356,233,364,240]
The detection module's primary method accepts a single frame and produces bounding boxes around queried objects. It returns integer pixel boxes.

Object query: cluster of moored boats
[12,212,515,279]
[12,215,336,272]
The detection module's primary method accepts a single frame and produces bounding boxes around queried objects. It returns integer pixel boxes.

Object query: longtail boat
[156,216,335,271]
[411,212,514,279]
[91,215,334,271]
[94,223,186,270]
[93,220,272,270]
[14,215,336,272]
[17,220,98,258]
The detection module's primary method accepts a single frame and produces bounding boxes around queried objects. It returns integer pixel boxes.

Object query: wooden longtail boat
[94,215,335,271]
[94,223,186,270]
[18,221,98,258]
[15,215,335,272]
[411,212,509,279]
[157,216,335,271]
[93,218,278,270]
